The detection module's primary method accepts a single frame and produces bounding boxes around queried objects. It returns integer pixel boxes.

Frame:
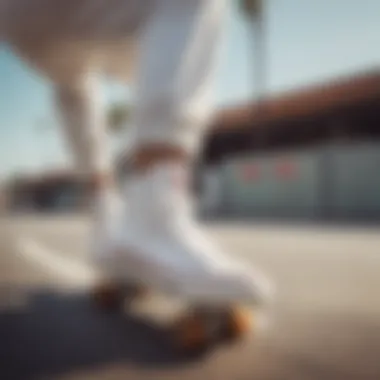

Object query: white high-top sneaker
[111,163,274,307]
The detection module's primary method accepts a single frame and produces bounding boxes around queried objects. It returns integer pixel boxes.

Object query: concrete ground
[1,214,380,380]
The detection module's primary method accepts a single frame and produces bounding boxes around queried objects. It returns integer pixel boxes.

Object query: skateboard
[91,281,256,354]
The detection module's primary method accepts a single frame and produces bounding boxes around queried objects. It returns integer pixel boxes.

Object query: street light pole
[241,0,267,148]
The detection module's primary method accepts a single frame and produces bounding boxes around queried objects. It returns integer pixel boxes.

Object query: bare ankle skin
[129,144,190,173]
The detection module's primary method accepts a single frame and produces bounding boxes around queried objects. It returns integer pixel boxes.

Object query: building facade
[8,170,84,212]
[200,70,380,221]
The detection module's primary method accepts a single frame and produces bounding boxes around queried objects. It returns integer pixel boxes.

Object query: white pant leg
[130,0,228,156]
[54,74,112,178]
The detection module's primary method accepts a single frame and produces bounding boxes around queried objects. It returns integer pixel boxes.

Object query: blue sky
[0,0,379,179]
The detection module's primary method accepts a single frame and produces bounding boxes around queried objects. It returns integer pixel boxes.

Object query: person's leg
[2,0,153,275]
[54,73,114,196]
[54,73,121,261]
[129,0,225,170]
[117,0,273,308]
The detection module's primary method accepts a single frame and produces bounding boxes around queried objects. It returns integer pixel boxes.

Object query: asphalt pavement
[1,214,380,380]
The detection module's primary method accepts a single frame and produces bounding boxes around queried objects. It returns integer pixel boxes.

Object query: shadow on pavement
[2,287,380,380]
[0,288,204,380]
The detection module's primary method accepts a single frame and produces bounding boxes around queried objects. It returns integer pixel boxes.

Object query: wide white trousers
[1,0,227,174]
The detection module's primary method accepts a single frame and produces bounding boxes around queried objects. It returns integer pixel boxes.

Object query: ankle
[128,144,190,173]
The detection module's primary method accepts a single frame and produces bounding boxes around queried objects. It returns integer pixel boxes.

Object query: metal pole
[253,4,265,106]
[251,1,266,148]
[241,0,267,147]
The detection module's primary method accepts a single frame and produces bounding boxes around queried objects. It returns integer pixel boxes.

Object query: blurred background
[1,1,379,222]
[1,1,380,380]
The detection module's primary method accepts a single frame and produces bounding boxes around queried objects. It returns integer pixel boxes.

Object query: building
[8,170,84,212]
[199,69,380,220]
